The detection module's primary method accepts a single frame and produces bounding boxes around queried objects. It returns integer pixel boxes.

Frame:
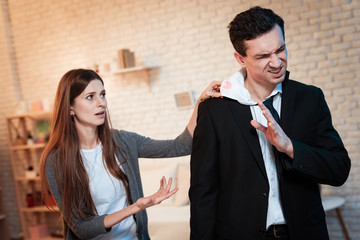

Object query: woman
[40,69,221,240]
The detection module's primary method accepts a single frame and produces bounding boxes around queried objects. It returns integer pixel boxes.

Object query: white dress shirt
[251,92,286,229]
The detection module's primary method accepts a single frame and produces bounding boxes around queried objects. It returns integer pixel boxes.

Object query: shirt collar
[221,70,285,106]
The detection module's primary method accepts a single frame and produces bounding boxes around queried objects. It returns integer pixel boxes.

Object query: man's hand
[251,101,294,159]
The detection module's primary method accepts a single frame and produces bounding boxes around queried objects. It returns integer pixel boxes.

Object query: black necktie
[263,96,280,123]
[262,96,283,176]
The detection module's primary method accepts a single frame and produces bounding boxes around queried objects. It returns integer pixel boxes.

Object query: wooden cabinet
[0,171,10,240]
[6,112,63,240]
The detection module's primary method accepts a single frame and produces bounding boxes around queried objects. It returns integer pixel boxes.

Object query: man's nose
[269,53,282,68]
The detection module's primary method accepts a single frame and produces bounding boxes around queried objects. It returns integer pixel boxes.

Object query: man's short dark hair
[228,6,285,56]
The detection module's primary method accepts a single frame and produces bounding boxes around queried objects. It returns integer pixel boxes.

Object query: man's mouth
[269,68,282,74]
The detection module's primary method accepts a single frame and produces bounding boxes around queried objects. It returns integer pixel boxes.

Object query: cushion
[174,162,190,206]
[139,159,178,205]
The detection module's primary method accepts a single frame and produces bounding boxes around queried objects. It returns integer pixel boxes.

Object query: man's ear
[234,52,246,68]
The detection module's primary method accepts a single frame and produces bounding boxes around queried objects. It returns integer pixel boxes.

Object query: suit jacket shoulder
[283,78,323,97]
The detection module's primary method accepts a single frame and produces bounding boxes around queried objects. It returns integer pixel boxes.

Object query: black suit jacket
[189,76,351,240]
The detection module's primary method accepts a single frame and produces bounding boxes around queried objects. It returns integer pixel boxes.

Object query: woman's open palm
[136,177,178,210]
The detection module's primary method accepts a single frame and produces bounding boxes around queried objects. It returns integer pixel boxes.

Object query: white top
[321,196,345,212]
[221,71,286,229]
[81,144,138,240]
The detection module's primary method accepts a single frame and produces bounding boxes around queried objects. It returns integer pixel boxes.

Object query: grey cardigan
[45,128,192,240]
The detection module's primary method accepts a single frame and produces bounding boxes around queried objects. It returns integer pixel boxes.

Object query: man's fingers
[251,120,267,132]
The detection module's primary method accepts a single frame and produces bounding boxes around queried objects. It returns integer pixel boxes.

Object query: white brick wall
[0,0,359,239]
[0,0,23,237]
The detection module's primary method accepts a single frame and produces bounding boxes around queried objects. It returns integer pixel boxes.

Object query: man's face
[236,25,287,88]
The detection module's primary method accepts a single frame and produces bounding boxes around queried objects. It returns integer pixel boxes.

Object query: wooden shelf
[16,176,41,182]
[6,112,59,240]
[6,112,52,120]
[29,237,63,240]
[111,66,158,91]
[112,65,157,74]
[21,206,59,213]
[10,143,46,151]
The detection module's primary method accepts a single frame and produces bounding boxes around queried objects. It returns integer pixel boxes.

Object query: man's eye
[256,54,269,60]
[276,48,285,54]
[277,45,286,53]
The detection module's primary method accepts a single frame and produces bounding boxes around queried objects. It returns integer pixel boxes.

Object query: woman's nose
[97,96,106,107]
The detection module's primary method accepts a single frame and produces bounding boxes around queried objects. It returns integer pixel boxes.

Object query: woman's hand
[135,177,178,211]
[187,81,223,137]
[104,177,177,229]
[198,81,222,102]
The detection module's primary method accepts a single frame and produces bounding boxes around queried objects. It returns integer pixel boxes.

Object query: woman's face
[70,79,107,131]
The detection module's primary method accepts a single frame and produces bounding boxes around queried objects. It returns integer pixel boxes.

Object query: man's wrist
[284,139,294,159]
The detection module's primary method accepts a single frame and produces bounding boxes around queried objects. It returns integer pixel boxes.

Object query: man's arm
[252,88,350,186]
[286,89,350,186]
[189,102,219,240]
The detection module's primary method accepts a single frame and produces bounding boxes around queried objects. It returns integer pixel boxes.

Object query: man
[190,6,351,240]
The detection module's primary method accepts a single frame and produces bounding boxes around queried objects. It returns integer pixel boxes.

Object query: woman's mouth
[95,111,105,116]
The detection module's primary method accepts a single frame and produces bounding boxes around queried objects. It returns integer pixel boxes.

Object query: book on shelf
[117,48,135,69]
[117,49,126,69]
[123,49,135,68]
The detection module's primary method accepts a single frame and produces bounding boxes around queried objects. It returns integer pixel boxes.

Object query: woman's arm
[117,81,222,159]
[104,177,177,228]
[187,81,222,137]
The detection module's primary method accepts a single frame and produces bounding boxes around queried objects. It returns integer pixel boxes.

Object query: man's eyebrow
[277,44,286,51]
[254,44,286,59]
[254,52,271,59]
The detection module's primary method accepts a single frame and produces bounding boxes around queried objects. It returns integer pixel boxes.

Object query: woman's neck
[77,126,99,149]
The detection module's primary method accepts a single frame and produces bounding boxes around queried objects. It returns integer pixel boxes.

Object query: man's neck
[244,77,277,102]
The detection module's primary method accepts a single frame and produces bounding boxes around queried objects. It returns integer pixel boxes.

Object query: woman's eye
[86,95,93,100]
[100,92,106,98]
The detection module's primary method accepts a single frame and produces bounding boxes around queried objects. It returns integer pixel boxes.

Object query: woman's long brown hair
[40,69,131,221]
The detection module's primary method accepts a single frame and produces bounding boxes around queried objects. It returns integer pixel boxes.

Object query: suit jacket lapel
[278,73,296,176]
[280,72,295,134]
[227,101,268,179]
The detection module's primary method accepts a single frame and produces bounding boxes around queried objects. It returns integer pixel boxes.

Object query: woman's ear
[70,106,75,116]
[234,52,246,68]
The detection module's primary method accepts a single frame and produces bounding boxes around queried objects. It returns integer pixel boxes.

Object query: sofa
[139,156,191,240]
